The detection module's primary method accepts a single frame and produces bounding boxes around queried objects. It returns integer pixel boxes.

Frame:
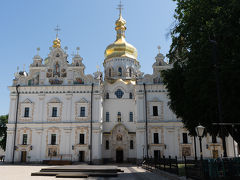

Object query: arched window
[118,67,122,76]
[129,92,133,99]
[109,69,111,77]
[129,68,132,77]
[106,93,109,99]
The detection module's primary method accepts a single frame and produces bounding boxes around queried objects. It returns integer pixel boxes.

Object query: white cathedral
[5,7,238,164]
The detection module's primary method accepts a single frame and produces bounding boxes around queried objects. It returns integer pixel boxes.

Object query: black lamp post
[195,125,205,160]
[142,145,145,159]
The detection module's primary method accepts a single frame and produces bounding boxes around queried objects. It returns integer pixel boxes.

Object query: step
[56,173,88,178]
[31,172,59,176]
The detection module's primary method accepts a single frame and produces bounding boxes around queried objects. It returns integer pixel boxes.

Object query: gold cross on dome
[117,0,124,16]
[54,25,61,38]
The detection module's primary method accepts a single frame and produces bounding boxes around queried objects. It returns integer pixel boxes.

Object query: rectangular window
[52,107,57,117]
[79,134,85,144]
[117,112,121,122]
[106,112,110,122]
[22,134,27,145]
[183,133,188,144]
[212,135,217,143]
[130,140,134,149]
[80,107,85,117]
[129,112,133,122]
[24,107,29,117]
[153,106,158,116]
[154,133,159,144]
[106,140,109,150]
[51,134,56,145]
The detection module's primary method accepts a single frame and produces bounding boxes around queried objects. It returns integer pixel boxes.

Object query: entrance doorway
[116,149,123,163]
[21,151,27,163]
[154,150,161,160]
[79,151,85,162]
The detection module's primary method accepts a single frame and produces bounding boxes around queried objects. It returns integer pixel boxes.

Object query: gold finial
[76,47,80,55]
[157,46,161,54]
[53,25,61,48]
[115,1,126,41]
[36,47,40,55]
[117,0,123,17]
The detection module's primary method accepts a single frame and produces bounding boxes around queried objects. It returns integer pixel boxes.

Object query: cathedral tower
[103,3,141,81]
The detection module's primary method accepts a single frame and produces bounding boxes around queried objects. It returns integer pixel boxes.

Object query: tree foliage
[163,0,240,145]
[0,115,8,151]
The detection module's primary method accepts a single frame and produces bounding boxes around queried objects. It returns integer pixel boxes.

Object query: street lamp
[195,125,205,160]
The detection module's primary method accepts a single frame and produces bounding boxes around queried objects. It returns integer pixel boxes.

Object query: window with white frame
[47,98,62,121]
[22,134,28,145]
[24,107,30,117]
[52,107,58,117]
[106,93,109,99]
[153,133,159,144]
[80,107,85,117]
[106,112,110,122]
[106,140,109,150]
[153,106,158,116]
[79,134,85,144]
[51,134,56,145]
[183,133,188,144]
[130,140,134,149]
[129,112,133,122]
[148,100,164,120]
[75,99,89,120]
[20,99,34,120]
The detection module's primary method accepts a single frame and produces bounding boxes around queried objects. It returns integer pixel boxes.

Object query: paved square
[0,164,170,180]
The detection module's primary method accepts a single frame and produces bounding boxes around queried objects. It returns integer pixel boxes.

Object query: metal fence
[142,156,179,175]
[184,156,240,180]
[142,156,240,179]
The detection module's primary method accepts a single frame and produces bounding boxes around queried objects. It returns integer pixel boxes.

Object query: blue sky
[0,0,176,115]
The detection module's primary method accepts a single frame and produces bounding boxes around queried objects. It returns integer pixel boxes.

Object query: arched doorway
[116,147,123,163]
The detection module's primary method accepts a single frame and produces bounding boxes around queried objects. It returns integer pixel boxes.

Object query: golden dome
[104,12,137,61]
[53,38,61,48]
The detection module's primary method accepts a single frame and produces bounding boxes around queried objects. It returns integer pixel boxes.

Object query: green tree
[0,115,8,151]
[163,0,240,148]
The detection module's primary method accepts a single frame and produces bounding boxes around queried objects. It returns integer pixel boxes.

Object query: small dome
[104,38,137,60]
[53,38,61,48]
[33,55,42,60]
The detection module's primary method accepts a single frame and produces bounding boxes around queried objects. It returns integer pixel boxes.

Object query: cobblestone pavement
[0,164,170,180]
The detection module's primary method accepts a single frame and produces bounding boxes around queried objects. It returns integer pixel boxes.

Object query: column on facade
[135,90,146,161]
[9,96,17,123]
[5,130,14,162]
[65,94,72,122]
[91,90,103,163]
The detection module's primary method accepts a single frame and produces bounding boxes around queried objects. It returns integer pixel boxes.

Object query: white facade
[5,12,238,164]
